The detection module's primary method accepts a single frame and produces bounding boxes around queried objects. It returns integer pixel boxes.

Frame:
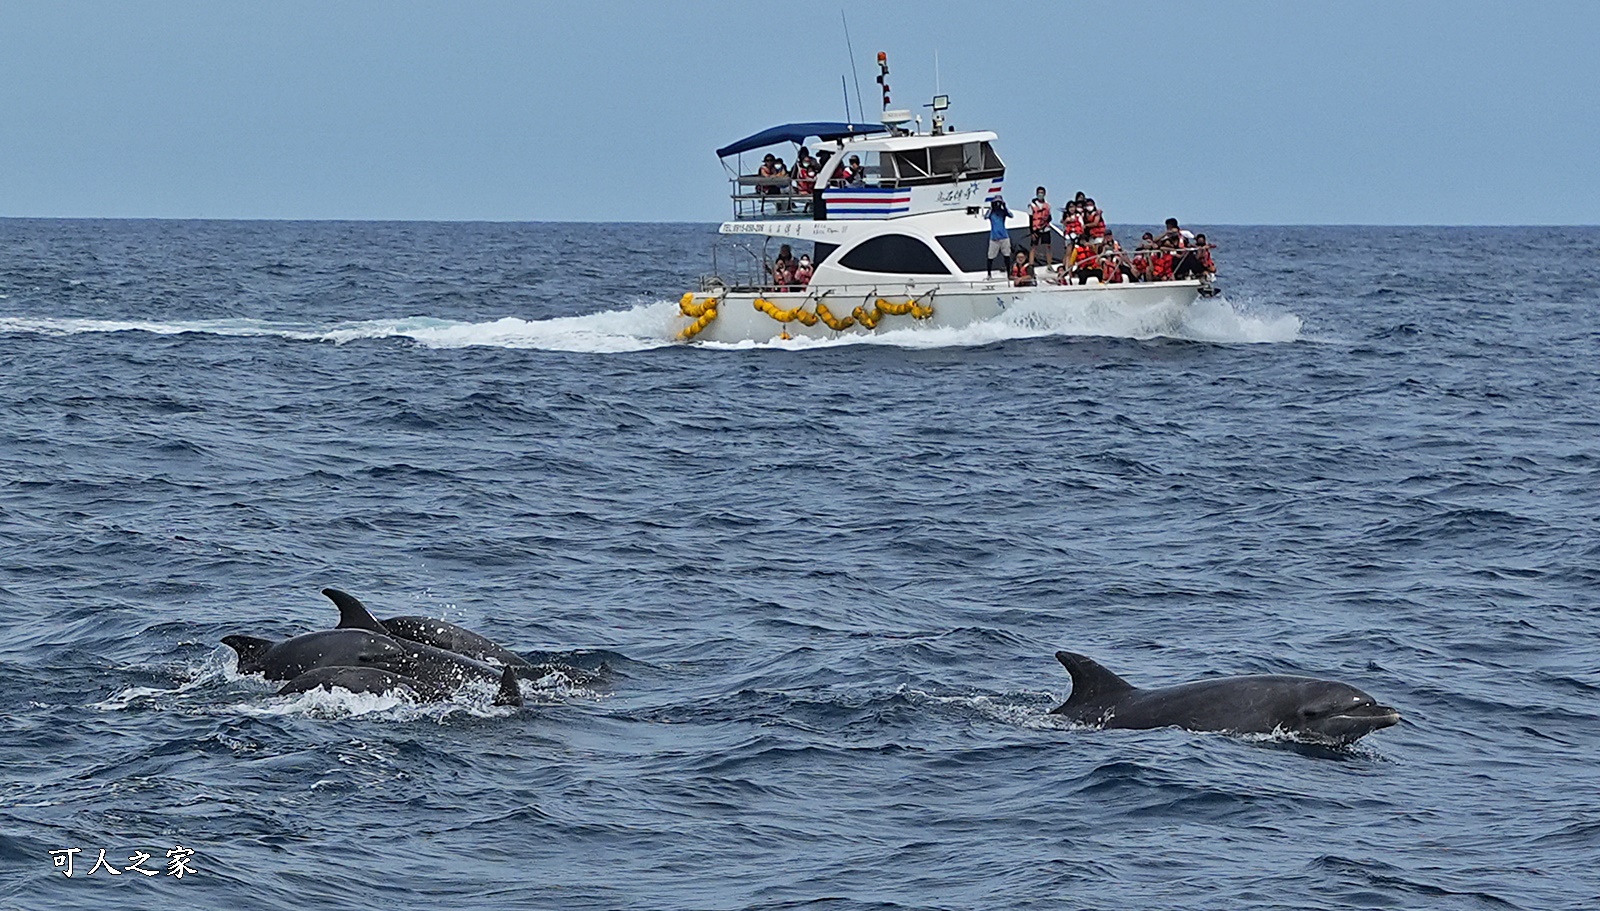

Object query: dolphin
[323,588,533,670]
[222,629,407,681]
[224,628,524,707]
[275,666,449,701]
[276,665,523,707]
[1049,651,1400,745]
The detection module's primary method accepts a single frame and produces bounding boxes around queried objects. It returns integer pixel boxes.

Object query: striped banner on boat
[822,187,912,218]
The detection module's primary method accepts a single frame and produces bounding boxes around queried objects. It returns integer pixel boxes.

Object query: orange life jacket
[1062,214,1084,236]
[1197,247,1215,272]
[1084,209,1106,238]
[1011,260,1034,284]
[1151,251,1174,280]
[1073,245,1098,271]
[1029,200,1051,231]
[794,263,813,285]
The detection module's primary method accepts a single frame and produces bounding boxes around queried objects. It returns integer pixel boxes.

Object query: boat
[674,54,1212,344]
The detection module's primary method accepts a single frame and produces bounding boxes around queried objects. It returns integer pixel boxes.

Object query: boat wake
[0,293,1298,354]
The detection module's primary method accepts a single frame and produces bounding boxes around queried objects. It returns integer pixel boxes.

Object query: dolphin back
[1051,651,1137,717]
[382,616,534,670]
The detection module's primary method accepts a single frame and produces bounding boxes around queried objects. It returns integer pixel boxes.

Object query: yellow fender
[851,304,881,330]
[815,301,855,331]
[679,307,717,340]
[875,297,915,316]
[754,298,821,327]
[680,293,718,318]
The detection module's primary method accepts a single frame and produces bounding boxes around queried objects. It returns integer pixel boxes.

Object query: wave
[0,293,1299,354]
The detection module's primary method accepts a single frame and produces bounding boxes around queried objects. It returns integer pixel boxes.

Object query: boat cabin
[719,121,1007,222]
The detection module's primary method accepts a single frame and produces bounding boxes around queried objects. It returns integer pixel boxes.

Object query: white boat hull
[676,279,1204,344]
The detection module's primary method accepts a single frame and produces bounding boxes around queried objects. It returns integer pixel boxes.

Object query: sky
[2,0,1597,225]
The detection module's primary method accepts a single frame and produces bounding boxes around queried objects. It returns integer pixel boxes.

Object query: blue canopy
[716,121,888,158]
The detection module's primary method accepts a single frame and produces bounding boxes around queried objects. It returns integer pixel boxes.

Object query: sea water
[1,220,1597,910]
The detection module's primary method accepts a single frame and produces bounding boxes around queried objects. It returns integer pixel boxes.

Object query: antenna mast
[841,12,865,121]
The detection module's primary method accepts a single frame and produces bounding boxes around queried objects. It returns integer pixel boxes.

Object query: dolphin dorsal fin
[493,666,524,708]
[324,588,389,634]
[222,635,273,672]
[1055,651,1136,707]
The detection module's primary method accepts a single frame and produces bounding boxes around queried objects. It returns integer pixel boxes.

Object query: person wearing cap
[983,195,1013,279]
[843,154,866,187]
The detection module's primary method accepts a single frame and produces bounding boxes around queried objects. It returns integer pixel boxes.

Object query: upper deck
[722,123,1007,223]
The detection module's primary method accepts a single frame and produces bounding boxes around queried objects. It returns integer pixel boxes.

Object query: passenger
[770,157,790,197]
[844,154,867,187]
[1100,232,1134,283]
[1131,232,1158,282]
[1082,198,1107,241]
[757,154,781,196]
[793,160,816,199]
[1027,186,1054,268]
[1155,217,1192,250]
[771,244,795,287]
[1060,201,1084,247]
[1192,233,1216,279]
[983,196,1013,278]
[1166,220,1210,279]
[794,147,819,197]
[1011,251,1035,286]
[793,254,814,287]
[1150,245,1176,282]
[1070,238,1101,285]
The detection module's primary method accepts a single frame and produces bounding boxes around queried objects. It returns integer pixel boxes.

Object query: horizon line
[2,215,1597,229]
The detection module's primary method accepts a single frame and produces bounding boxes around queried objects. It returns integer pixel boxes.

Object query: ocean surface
[1,219,1597,911]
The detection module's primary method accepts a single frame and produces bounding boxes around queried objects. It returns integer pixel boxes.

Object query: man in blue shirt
[985,196,1012,278]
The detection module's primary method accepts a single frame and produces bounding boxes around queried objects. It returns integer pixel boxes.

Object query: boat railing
[697,272,1206,296]
[730,176,814,220]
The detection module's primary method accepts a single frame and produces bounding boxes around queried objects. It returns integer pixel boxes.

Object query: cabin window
[887,150,931,183]
[838,234,951,275]
[936,228,1031,273]
[929,144,965,177]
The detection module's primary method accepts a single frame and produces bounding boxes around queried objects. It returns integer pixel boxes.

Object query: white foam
[0,293,1297,354]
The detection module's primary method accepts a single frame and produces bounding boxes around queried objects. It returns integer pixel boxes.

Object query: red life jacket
[1062,214,1084,236]
[1074,245,1098,271]
[1029,200,1051,231]
[1011,260,1034,284]
[1084,209,1107,239]
[796,166,815,195]
[794,263,814,285]
[1197,247,1215,272]
[1151,251,1174,281]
